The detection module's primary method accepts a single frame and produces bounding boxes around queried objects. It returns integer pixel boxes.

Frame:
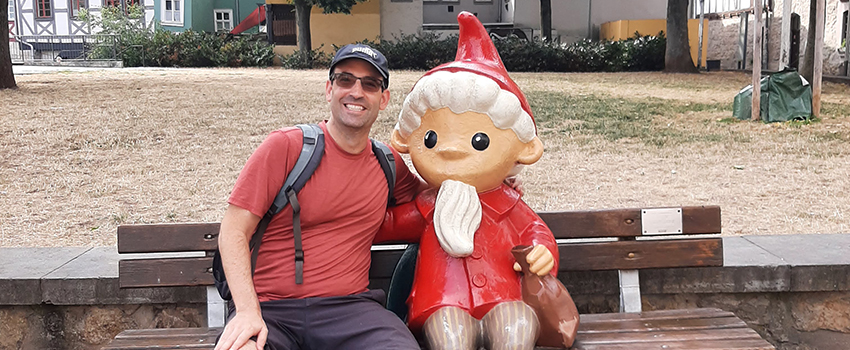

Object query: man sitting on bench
[214,44,424,350]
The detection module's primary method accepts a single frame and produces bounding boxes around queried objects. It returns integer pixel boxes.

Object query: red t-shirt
[228,122,419,301]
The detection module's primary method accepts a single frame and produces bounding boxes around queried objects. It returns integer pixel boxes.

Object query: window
[36,0,52,19]
[8,1,15,21]
[214,9,233,32]
[162,0,183,25]
[842,11,848,50]
[270,4,296,45]
[70,0,86,18]
[105,0,140,14]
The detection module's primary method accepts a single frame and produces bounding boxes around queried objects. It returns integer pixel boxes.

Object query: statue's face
[400,108,542,192]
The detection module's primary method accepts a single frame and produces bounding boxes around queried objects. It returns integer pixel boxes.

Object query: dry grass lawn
[1,68,849,247]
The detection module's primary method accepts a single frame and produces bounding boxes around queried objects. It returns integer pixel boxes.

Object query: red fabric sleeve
[228,128,301,218]
[524,219,560,276]
[374,201,428,243]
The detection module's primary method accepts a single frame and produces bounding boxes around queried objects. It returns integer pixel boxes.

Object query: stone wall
[706,0,848,75]
[0,304,204,350]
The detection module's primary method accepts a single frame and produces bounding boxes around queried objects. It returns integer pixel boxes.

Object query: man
[215,44,423,350]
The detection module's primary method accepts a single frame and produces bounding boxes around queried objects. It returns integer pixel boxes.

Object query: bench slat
[101,309,773,350]
[103,327,221,350]
[118,223,220,253]
[572,339,774,350]
[559,238,722,271]
[577,327,766,343]
[116,206,720,253]
[121,238,722,288]
[120,258,214,288]
[579,314,745,332]
[540,206,721,239]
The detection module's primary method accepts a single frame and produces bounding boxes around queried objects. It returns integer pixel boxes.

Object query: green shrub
[279,46,334,69]
[80,8,274,68]
[359,33,458,70]
[352,32,666,73]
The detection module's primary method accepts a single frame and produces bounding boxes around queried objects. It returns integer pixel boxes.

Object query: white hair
[395,70,536,143]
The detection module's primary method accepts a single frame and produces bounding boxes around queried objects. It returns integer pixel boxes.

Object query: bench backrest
[117,206,722,288]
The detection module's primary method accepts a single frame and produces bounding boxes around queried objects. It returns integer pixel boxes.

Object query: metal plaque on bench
[641,208,683,235]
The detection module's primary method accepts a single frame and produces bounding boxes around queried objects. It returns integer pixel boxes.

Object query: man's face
[398,108,542,192]
[325,59,390,132]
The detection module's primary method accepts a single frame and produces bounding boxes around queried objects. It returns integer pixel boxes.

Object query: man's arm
[214,205,267,350]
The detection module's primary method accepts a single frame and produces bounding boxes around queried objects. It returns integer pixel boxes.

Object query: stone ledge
[1,234,849,306]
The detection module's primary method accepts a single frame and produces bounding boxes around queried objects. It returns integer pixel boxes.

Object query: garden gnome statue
[387,11,579,350]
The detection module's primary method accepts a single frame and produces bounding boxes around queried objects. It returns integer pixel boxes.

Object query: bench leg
[207,286,227,327]
[618,269,642,313]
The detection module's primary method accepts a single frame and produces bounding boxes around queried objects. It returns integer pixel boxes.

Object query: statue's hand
[512,244,554,276]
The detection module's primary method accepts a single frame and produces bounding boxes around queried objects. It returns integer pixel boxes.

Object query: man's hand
[513,244,554,276]
[214,310,267,350]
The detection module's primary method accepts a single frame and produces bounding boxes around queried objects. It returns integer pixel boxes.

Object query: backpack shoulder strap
[371,139,397,207]
[249,124,324,284]
[266,124,325,217]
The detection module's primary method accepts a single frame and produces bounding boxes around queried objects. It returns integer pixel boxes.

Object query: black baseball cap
[329,44,389,89]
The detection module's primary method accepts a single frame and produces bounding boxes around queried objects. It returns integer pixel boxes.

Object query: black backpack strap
[371,139,397,207]
[251,124,324,284]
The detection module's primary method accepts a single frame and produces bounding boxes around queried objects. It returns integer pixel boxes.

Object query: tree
[293,0,367,58]
[663,0,698,73]
[540,0,552,41]
[1,0,17,89]
[799,0,817,82]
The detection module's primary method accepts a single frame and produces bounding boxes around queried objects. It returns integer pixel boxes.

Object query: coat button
[472,274,486,287]
[471,249,483,259]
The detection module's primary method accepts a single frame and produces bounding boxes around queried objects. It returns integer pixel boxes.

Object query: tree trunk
[294,0,312,57]
[664,0,699,73]
[540,0,552,41]
[800,0,817,82]
[1,0,18,89]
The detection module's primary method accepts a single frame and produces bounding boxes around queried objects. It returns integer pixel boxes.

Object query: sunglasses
[331,72,385,93]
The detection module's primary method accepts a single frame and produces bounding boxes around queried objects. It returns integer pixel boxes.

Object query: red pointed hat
[424,11,534,120]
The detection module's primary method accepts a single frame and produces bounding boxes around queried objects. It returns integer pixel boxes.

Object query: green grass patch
[527,91,735,147]
[822,102,850,119]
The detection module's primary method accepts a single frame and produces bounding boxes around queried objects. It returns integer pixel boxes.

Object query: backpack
[212,124,397,300]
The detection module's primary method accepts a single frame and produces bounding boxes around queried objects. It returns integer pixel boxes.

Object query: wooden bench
[103,206,775,350]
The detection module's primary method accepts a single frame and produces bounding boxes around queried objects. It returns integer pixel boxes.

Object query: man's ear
[391,129,410,154]
[517,137,544,165]
[325,80,333,102]
[379,89,390,110]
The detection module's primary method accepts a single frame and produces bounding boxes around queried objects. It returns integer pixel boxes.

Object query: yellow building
[266,0,381,57]
[600,19,709,67]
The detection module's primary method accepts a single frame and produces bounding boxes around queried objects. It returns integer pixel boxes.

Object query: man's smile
[344,103,365,111]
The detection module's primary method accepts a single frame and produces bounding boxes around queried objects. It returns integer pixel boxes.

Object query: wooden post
[779,0,792,69]
[812,0,825,118]
[752,0,763,121]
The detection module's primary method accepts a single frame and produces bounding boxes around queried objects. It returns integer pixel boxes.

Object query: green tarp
[732,68,813,122]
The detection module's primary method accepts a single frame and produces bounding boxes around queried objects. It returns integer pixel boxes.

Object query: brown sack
[512,245,580,348]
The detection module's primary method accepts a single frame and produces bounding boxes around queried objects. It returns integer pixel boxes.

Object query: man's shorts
[222,289,420,350]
